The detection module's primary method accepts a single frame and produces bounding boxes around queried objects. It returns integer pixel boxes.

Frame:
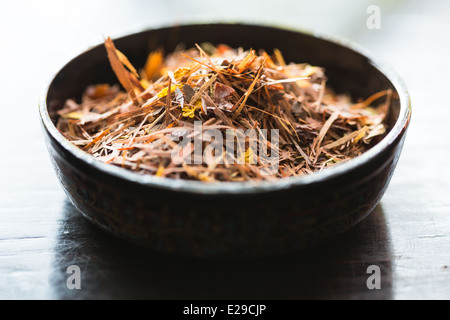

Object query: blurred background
[1,0,449,300]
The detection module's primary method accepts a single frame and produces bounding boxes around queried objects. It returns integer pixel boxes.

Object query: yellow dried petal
[157,84,183,98]
[173,67,190,80]
[62,112,83,120]
[182,106,197,118]
[156,165,165,177]
[242,148,255,164]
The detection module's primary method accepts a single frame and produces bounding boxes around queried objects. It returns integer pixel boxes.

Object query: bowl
[40,23,411,259]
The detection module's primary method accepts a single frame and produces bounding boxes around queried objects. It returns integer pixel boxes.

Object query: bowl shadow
[50,200,393,300]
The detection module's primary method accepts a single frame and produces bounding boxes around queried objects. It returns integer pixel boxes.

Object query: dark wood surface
[1,0,449,300]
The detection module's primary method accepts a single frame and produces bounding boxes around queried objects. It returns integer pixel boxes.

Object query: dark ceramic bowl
[40,23,411,258]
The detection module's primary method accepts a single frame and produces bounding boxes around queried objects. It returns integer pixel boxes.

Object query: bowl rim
[39,22,412,195]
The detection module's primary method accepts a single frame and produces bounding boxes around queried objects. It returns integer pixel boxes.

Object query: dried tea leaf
[104,37,138,104]
[214,82,236,102]
[237,50,256,73]
[174,87,185,108]
[183,84,196,102]
[58,39,388,183]
[115,49,139,78]
[189,75,217,105]
[323,126,369,150]
[273,48,286,67]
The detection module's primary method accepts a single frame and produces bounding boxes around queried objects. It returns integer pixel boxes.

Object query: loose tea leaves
[56,38,390,182]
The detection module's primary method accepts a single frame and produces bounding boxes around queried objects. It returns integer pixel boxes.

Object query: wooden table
[1,0,449,300]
